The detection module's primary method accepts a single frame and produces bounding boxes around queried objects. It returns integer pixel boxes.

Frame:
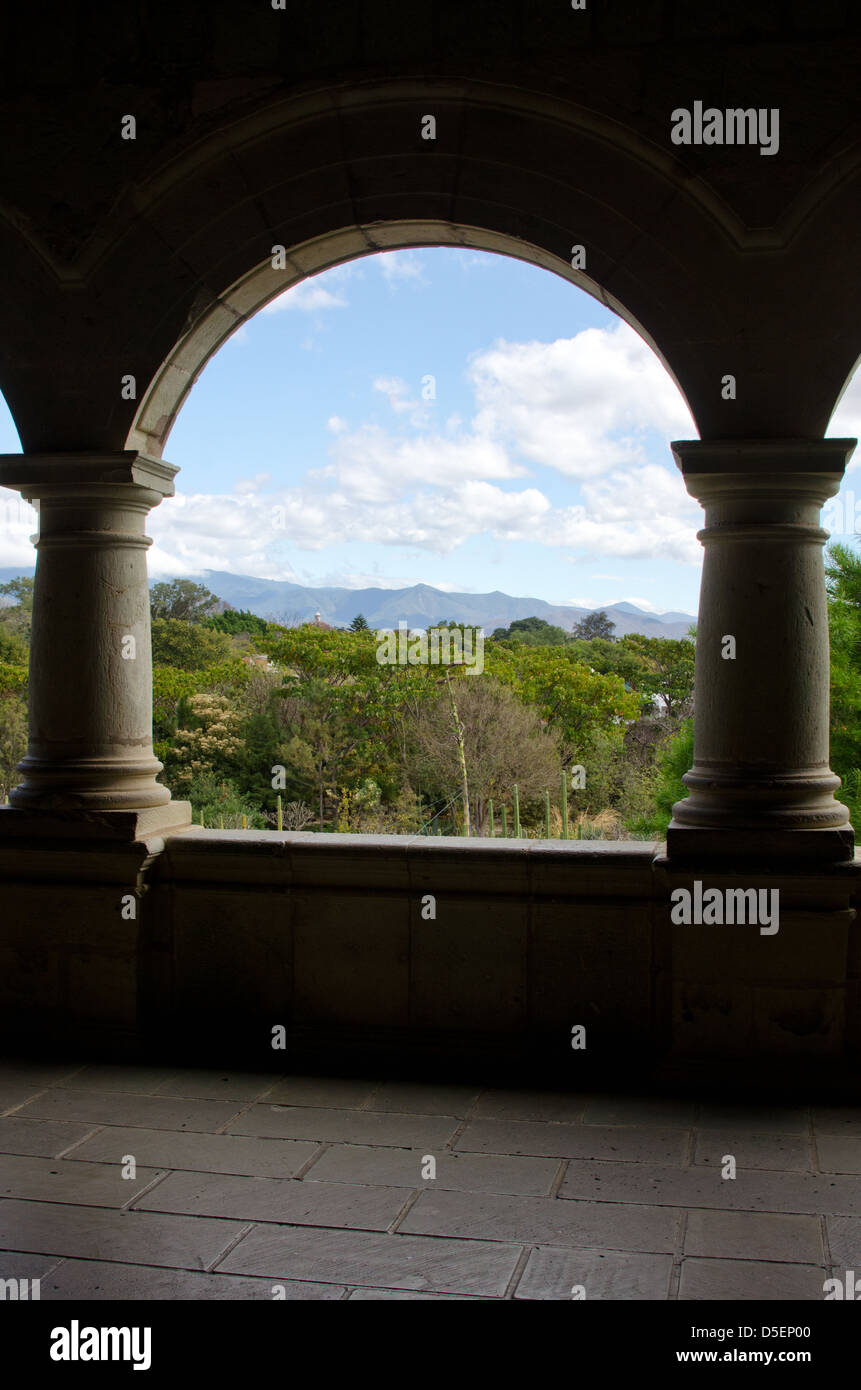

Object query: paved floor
[0,1058,859,1300]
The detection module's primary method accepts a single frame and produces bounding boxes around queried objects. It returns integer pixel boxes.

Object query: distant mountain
[193,571,696,639]
[0,566,696,637]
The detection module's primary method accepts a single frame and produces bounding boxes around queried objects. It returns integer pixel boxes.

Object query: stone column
[667,438,855,862]
[0,452,190,838]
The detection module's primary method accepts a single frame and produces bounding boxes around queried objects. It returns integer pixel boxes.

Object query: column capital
[0,451,178,503]
[672,438,856,509]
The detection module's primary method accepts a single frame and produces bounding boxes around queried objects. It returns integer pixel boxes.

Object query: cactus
[501,804,508,837]
[544,789,551,838]
[513,784,521,838]
[277,794,283,831]
[561,770,569,840]
[488,798,495,836]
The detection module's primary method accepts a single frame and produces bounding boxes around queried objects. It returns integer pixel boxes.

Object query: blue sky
[1,246,860,617]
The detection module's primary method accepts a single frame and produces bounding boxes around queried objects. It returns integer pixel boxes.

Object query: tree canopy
[150,579,220,623]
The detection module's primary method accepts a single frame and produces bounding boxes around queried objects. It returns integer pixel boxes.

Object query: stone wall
[2,827,856,1079]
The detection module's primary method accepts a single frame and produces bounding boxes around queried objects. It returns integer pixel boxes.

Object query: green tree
[617,634,695,720]
[0,575,34,645]
[163,692,245,793]
[572,610,616,641]
[150,579,220,623]
[151,618,233,671]
[488,642,639,760]
[491,616,572,646]
[349,613,370,631]
[206,609,271,637]
[826,541,861,774]
[0,693,27,800]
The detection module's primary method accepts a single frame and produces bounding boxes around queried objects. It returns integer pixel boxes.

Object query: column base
[0,802,193,844]
[666,822,856,863]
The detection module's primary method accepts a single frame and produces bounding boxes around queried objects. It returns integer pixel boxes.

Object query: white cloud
[373,376,417,415]
[329,425,526,503]
[143,320,703,578]
[263,281,347,314]
[378,251,427,286]
[372,376,432,429]
[234,472,271,494]
[468,321,695,479]
[0,488,38,567]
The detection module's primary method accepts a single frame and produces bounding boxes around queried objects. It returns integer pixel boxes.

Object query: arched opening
[126,225,694,462]
[0,387,30,806]
[134,243,701,838]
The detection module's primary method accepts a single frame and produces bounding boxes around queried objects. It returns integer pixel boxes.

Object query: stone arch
[0,76,772,454]
[126,222,692,459]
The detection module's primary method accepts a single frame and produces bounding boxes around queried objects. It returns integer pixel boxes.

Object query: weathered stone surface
[218,1226,521,1296]
[515,1247,673,1300]
[678,1258,827,1301]
[684,1209,824,1263]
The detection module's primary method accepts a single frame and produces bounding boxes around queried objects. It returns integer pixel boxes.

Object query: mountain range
[184,571,697,638]
[0,567,696,638]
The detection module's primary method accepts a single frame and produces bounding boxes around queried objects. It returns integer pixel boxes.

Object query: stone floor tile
[366,1083,481,1116]
[582,1095,698,1128]
[15,1090,244,1134]
[303,1144,559,1195]
[400,1189,680,1252]
[825,1215,861,1267]
[0,1154,163,1208]
[135,1170,406,1229]
[0,1118,100,1158]
[67,1126,320,1179]
[41,1259,344,1300]
[55,1066,178,1094]
[693,1130,811,1172]
[218,1225,521,1296]
[471,1090,588,1123]
[678,1257,827,1300]
[347,1288,484,1299]
[0,1086,56,1114]
[811,1107,861,1138]
[261,1077,382,1109]
[559,1159,861,1215]
[0,1199,244,1270]
[815,1135,861,1173]
[695,1105,809,1135]
[455,1118,688,1164]
[229,1105,458,1148]
[515,1246,673,1300]
[152,1071,286,1102]
[0,1251,65,1282]
[684,1208,823,1262]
